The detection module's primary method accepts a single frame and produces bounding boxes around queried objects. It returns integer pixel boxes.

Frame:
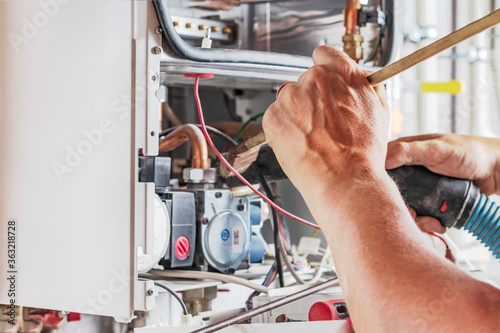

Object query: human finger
[276,82,294,99]
[385,140,443,170]
[372,81,389,110]
[389,134,444,143]
[416,216,446,234]
[407,206,417,220]
[311,45,363,78]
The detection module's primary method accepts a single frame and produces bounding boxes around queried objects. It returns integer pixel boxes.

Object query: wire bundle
[245,262,279,310]
[192,76,320,230]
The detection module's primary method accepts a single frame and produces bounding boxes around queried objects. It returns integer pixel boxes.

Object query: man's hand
[387,133,500,233]
[407,206,446,234]
[386,133,500,195]
[263,45,390,194]
[262,46,500,332]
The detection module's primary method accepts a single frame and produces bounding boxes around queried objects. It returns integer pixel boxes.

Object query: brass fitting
[342,34,364,62]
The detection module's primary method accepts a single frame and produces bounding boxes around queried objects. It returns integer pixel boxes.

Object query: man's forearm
[301,172,500,332]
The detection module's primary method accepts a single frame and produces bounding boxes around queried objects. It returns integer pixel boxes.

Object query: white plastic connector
[181,314,193,326]
[297,236,322,255]
[201,28,212,48]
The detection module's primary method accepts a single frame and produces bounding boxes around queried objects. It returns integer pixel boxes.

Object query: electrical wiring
[259,172,285,288]
[280,237,336,285]
[147,269,270,294]
[271,182,291,254]
[311,229,319,238]
[304,229,320,259]
[233,111,266,143]
[251,227,274,257]
[427,232,449,248]
[245,262,278,310]
[428,232,458,264]
[306,249,334,285]
[443,233,476,270]
[159,124,238,146]
[163,102,183,127]
[223,94,242,122]
[263,182,309,285]
[279,234,306,285]
[278,213,291,254]
[153,281,189,316]
[195,279,340,333]
[192,76,320,230]
[159,124,210,169]
[364,24,385,65]
[152,0,313,69]
[138,278,189,315]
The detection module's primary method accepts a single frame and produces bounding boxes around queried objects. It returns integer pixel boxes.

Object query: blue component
[463,195,500,258]
[250,204,262,226]
[221,229,230,241]
[481,206,500,246]
[249,204,265,263]
[249,234,266,263]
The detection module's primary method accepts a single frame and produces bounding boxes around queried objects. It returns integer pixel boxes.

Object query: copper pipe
[159,124,210,169]
[344,0,361,35]
[209,121,263,141]
[343,0,363,61]
[162,102,183,127]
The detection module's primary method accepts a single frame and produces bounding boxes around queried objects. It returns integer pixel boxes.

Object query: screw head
[237,204,244,211]
[201,217,209,225]
[153,46,163,55]
[215,192,222,198]
[151,75,157,82]
[147,289,154,296]
[154,26,163,34]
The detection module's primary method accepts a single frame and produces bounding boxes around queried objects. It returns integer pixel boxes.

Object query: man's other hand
[386,133,500,195]
[387,133,500,233]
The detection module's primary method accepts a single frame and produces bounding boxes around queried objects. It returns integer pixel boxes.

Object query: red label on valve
[175,236,190,259]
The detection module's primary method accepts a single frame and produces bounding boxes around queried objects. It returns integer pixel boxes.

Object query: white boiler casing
[0,0,161,322]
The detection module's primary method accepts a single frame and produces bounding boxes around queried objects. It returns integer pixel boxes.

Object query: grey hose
[152,0,313,69]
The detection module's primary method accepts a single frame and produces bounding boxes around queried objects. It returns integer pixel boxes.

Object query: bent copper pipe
[344,0,361,35]
[159,124,210,169]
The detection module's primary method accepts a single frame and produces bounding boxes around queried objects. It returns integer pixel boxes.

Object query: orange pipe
[344,0,361,35]
[159,124,210,169]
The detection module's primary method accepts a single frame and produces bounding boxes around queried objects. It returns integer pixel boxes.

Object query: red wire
[427,232,449,248]
[193,77,320,229]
